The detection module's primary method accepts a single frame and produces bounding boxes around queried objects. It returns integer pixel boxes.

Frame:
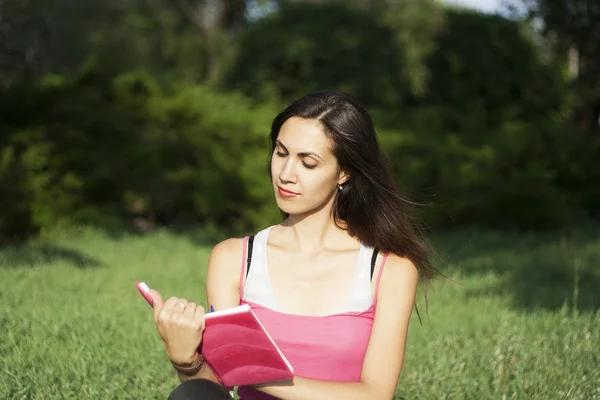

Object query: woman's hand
[149,289,206,365]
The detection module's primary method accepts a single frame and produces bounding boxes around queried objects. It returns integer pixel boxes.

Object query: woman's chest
[252,306,375,381]
[266,252,361,316]
[272,273,355,317]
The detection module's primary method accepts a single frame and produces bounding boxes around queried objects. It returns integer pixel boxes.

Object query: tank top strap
[373,253,389,306]
[240,225,282,310]
[238,236,249,297]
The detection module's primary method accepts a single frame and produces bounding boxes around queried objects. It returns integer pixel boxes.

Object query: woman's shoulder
[208,225,274,264]
[206,238,245,287]
[373,253,419,314]
[209,237,244,263]
[379,252,419,287]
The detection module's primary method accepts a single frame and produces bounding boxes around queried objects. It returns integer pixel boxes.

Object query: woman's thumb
[149,289,164,320]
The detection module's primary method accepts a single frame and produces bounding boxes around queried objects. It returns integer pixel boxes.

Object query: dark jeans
[168,379,233,400]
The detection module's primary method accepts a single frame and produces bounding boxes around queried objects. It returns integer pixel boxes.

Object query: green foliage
[0,0,114,84]
[383,107,599,228]
[0,0,245,86]
[1,1,599,240]
[375,0,445,96]
[511,0,600,134]
[376,9,598,229]
[423,9,565,123]
[221,2,410,109]
[0,69,281,240]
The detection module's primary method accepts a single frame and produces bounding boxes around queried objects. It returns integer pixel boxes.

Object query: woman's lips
[277,186,298,198]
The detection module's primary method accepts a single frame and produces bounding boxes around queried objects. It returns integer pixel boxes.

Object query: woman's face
[271,117,347,216]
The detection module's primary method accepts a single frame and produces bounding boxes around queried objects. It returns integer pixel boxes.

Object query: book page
[205,303,251,319]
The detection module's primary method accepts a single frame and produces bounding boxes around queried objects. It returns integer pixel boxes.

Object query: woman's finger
[158,296,180,322]
[163,296,180,310]
[182,302,197,320]
[169,299,189,325]
[149,289,164,322]
[173,298,189,313]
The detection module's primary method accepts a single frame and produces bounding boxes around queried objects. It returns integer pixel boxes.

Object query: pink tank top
[236,233,388,399]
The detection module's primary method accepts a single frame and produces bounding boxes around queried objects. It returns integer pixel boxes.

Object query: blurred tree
[381,8,590,228]
[0,0,117,85]
[506,0,600,133]
[0,66,282,240]
[171,0,246,80]
[221,2,414,109]
[1,0,597,238]
[0,0,265,86]
[269,0,444,95]
[368,0,444,96]
[423,9,566,123]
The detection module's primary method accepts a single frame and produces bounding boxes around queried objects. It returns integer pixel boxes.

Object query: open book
[202,304,294,387]
[134,282,293,387]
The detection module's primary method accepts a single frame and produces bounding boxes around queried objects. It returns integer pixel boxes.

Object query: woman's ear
[338,170,350,186]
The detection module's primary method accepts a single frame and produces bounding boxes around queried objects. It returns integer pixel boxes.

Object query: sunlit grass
[1,226,598,399]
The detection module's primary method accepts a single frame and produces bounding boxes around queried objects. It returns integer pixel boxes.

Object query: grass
[1,226,599,399]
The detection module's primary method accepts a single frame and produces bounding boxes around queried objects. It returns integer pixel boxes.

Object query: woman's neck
[280,206,353,254]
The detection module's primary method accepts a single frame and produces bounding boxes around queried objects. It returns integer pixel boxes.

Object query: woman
[149,90,436,399]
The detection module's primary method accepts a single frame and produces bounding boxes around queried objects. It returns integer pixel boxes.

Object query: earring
[338,184,343,190]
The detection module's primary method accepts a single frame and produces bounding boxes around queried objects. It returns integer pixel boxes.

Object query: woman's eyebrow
[276,140,323,161]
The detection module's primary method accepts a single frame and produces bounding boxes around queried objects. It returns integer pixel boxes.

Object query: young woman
[149,90,435,399]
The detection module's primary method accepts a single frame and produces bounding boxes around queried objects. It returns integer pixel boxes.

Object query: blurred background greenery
[1,0,598,241]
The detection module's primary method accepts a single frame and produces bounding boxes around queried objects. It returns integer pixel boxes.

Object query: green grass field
[1,226,599,399]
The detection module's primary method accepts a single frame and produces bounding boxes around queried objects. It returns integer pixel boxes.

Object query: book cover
[202,304,294,387]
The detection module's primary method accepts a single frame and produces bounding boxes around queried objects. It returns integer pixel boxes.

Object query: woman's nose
[279,160,296,184]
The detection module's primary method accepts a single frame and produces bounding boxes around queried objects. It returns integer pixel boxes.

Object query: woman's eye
[275,150,315,169]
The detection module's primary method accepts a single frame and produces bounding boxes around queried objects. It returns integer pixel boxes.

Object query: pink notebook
[135,282,293,388]
[202,304,294,387]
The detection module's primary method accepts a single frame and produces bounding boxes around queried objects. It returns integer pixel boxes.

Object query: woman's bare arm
[193,238,245,383]
[151,238,244,383]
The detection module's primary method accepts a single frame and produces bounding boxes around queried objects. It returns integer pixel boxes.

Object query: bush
[0,69,282,241]
[221,2,409,109]
[382,107,599,229]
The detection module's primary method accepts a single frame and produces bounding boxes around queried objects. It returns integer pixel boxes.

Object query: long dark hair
[268,90,437,294]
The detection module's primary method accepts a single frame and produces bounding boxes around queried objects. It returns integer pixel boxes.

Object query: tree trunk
[175,0,246,81]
